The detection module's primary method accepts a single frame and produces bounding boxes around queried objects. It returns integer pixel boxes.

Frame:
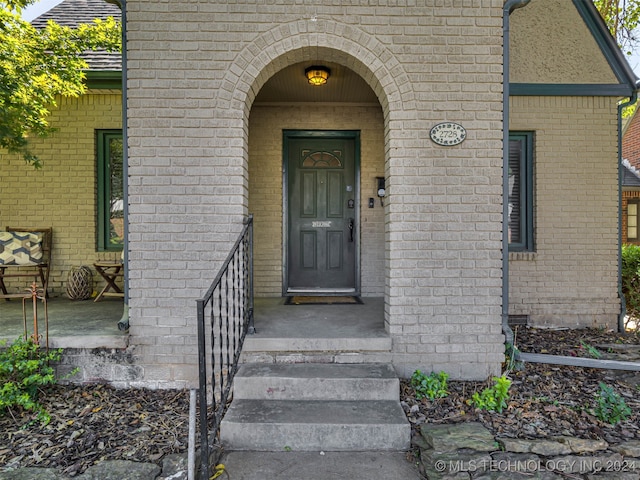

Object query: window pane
[629,203,638,239]
[629,204,637,225]
[97,130,124,251]
[108,137,124,247]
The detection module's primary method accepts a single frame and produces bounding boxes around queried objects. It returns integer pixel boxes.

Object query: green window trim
[97,130,124,252]
[508,132,534,252]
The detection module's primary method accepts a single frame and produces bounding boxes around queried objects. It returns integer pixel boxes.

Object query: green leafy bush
[0,337,65,424]
[410,370,449,400]
[621,244,640,328]
[594,382,632,425]
[468,375,511,413]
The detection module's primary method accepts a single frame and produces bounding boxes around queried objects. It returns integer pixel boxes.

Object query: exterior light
[305,66,330,86]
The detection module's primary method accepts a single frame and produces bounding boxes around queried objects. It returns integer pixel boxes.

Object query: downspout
[502,0,531,347]
[618,88,639,333]
[112,0,129,331]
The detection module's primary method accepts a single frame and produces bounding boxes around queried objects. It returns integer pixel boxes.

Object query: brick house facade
[623,112,640,245]
[623,111,640,172]
[1,0,637,386]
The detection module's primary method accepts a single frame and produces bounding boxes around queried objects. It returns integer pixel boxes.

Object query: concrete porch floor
[0,296,388,351]
[0,296,127,348]
[246,297,390,353]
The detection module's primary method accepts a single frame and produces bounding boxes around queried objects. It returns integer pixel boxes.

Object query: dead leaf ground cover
[0,385,192,476]
[0,327,639,476]
[402,326,640,446]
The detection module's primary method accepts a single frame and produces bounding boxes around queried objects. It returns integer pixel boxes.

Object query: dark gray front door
[285,132,358,293]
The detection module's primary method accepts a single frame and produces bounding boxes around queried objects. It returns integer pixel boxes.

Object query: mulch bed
[402,326,640,446]
[0,385,192,476]
[0,327,639,476]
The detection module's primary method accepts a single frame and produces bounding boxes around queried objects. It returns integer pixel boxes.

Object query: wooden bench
[0,227,52,299]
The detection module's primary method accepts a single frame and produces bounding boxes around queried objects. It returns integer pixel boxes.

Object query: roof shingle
[623,159,640,187]
[31,0,122,71]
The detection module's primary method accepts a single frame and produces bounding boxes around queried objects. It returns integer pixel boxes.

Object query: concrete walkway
[0,450,423,480]
[219,451,422,480]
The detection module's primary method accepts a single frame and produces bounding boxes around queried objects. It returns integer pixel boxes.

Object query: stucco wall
[248,105,385,298]
[0,92,123,296]
[510,0,617,84]
[509,96,620,328]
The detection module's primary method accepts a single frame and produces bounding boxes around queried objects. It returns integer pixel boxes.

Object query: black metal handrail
[196,215,253,479]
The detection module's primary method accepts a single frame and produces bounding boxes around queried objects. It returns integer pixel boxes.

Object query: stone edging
[415,423,640,479]
[0,455,188,480]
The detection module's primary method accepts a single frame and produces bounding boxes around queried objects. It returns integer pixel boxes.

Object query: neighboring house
[1,0,638,387]
[622,111,640,245]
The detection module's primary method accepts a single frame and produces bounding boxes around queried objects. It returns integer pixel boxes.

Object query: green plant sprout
[467,375,511,413]
[410,370,449,400]
[580,341,602,359]
[594,382,631,425]
[504,342,524,371]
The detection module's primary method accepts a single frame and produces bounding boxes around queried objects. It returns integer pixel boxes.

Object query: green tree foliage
[593,1,640,117]
[1,0,121,167]
[594,0,640,56]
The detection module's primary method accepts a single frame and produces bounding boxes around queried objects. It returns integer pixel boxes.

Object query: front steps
[241,297,393,365]
[220,363,410,451]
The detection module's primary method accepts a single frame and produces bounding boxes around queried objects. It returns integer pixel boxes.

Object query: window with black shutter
[508,133,533,251]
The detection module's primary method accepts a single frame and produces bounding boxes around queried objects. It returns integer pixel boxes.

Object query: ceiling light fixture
[305,66,330,86]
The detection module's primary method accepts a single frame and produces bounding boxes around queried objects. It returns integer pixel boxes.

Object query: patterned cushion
[0,231,44,265]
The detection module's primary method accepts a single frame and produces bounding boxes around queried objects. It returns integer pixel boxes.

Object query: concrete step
[242,334,392,353]
[240,350,393,365]
[220,451,423,479]
[220,399,411,451]
[233,363,400,401]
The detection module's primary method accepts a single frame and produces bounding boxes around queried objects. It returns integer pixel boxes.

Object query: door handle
[348,218,354,242]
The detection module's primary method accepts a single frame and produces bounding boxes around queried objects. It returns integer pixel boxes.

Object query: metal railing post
[196,215,254,478]
[247,215,255,334]
[196,299,210,480]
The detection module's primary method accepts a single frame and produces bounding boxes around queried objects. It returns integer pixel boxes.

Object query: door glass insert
[302,150,343,168]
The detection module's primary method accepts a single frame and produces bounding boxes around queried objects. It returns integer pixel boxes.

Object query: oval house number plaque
[429,122,466,146]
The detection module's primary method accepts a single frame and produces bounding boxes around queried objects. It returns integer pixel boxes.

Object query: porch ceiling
[254,61,379,105]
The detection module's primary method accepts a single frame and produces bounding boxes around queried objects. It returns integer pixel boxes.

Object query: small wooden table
[94,262,124,302]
